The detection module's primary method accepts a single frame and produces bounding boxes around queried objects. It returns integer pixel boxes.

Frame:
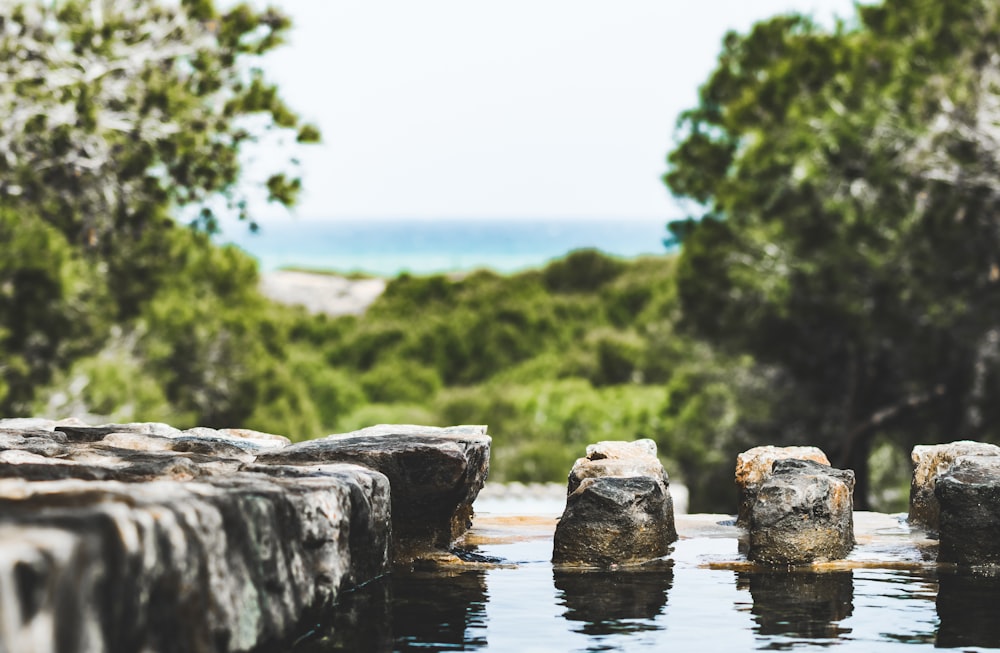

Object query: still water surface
[294,508,1000,652]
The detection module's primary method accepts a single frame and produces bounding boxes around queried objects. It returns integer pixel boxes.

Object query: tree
[0,0,318,242]
[665,0,1000,509]
[0,0,320,413]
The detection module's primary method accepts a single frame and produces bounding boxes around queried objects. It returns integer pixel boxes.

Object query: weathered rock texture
[553,439,677,566]
[258,424,490,557]
[735,446,831,527]
[936,455,1000,565]
[908,440,1000,532]
[0,419,488,652]
[747,459,855,565]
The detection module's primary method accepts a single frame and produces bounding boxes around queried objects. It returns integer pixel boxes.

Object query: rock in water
[257,424,490,557]
[735,446,831,528]
[553,439,677,566]
[0,419,489,652]
[936,455,1000,565]
[747,459,855,565]
[908,441,1000,532]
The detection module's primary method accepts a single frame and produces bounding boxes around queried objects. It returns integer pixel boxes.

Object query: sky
[246,0,860,224]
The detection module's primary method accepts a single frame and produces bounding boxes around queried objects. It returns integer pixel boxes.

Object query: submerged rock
[0,420,488,652]
[735,445,831,527]
[257,424,491,557]
[908,440,1000,532]
[553,439,677,566]
[747,459,855,565]
[936,455,1000,566]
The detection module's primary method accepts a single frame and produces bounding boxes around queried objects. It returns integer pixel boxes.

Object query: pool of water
[293,508,1000,652]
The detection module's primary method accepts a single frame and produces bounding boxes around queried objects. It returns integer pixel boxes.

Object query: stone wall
[0,419,489,653]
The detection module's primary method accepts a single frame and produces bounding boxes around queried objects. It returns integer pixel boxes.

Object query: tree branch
[836,384,947,467]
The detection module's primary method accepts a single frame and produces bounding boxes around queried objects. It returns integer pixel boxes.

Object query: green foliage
[21,0,1000,516]
[436,380,674,483]
[360,360,442,404]
[542,248,627,293]
[33,345,179,425]
[0,207,109,413]
[0,0,315,240]
[664,0,1000,508]
[0,0,320,422]
[335,403,440,434]
[867,437,912,514]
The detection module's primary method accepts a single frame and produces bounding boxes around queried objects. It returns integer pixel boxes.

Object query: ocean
[222,218,671,276]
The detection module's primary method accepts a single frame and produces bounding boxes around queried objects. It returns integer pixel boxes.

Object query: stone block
[936,455,1000,565]
[553,439,677,566]
[0,459,391,652]
[257,424,490,555]
[0,420,489,651]
[747,459,855,565]
[735,445,830,527]
[909,440,1000,531]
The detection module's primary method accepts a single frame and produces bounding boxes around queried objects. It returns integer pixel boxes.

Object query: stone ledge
[0,419,489,652]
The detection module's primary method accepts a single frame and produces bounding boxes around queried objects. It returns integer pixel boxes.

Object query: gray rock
[553,439,677,566]
[0,465,391,653]
[747,459,855,565]
[0,421,408,652]
[735,446,831,528]
[258,424,490,557]
[567,439,669,494]
[936,455,1000,566]
[909,441,1000,532]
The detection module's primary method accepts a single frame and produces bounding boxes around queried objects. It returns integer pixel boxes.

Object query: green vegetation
[665,0,1000,510]
[0,0,314,412]
[5,0,1000,514]
[330,255,689,480]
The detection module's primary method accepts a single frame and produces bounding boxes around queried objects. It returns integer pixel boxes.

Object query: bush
[542,249,626,293]
[360,360,442,404]
[334,403,440,433]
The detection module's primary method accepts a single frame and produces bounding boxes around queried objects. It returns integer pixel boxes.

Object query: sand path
[260,270,386,317]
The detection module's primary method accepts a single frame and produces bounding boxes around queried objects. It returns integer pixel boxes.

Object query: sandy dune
[260,270,386,317]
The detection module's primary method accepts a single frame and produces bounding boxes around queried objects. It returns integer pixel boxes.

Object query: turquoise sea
[223,218,671,276]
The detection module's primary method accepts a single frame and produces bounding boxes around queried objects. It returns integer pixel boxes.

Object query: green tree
[0,207,110,412]
[0,0,318,242]
[665,0,1000,508]
[0,0,319,414]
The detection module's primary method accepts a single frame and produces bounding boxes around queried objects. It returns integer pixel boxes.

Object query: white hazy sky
[249,0,859,223]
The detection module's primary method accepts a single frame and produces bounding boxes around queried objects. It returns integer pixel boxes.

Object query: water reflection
[296,569,489,652]
[554,559,674,637]
[936,570,1000,648]
[739,571,854,642]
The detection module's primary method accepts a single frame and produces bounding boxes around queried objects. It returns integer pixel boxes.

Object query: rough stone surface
[0,419,487,652]
[936,455,1000,565]
[257,424,490,556]
[747,459,855,565]
[553,439,677,566]
[909,440,1000,532]
[735,446,831,527]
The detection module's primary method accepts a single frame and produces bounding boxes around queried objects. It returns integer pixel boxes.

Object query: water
[221,218,669,275]
[292,509,1000,652]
